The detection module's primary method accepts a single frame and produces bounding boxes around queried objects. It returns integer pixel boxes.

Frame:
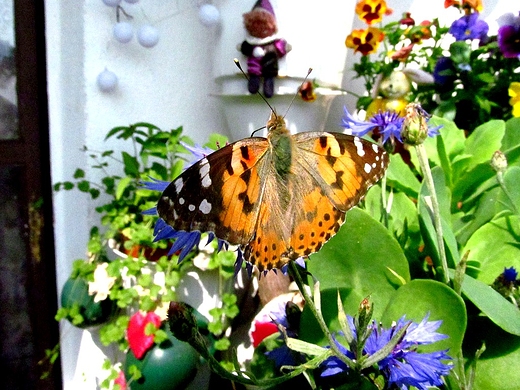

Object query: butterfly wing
[293,132,388,211]
[242,132,388,271]
[157,138,270,245]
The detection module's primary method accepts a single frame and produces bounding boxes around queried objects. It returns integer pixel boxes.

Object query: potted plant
[48,122,239,389]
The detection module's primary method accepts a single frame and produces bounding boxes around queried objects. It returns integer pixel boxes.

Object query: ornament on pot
[366,68,434,118]
[238,0,292,98]
[97,68,119,92]
[199,4,220,27]
[60,275,115,328]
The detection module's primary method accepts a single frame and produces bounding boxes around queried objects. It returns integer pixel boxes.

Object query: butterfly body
[157,112,388,271]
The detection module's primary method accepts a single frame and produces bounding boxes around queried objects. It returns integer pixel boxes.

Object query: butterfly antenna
[234,58,276,116]
[283,67,313,119]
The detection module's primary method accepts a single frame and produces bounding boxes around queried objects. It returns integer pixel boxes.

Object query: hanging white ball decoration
[97,69,118,92]
[199,4,220,27]
[102,0,121,7]
[137,25,159,48]
[113,22,133,43]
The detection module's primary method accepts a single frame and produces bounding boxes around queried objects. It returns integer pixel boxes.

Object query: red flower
[251,320,279,348]
[127,311,162,359]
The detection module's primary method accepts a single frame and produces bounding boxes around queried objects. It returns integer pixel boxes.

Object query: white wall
[46,0,509,388]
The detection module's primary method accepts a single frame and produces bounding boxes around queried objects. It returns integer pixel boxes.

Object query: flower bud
[491,150,508,174]
[167,301,198,342]
[401,103,430,145]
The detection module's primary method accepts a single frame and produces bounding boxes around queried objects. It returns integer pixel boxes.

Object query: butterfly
[156,111,389,272]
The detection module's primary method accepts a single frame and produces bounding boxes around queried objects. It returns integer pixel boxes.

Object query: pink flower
[114,371,127,390]
[127,311,162,359]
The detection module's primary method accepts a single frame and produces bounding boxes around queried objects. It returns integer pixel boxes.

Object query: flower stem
[496,171,520,215]
[415,143,450,284]
[288,261,356,369]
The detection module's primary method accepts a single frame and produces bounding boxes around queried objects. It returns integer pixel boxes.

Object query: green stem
[415,143,450,284]
[288,261,356,369]
[496,171,520,215]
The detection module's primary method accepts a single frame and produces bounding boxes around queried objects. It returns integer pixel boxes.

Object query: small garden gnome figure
[238,0,292,98]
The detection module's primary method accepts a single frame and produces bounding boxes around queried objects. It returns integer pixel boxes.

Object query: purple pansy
[320,314,452,390]
[449,12,489,41]
[497,12,520,59]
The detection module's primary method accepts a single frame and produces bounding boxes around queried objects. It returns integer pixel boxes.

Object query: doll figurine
[238,0,291,98]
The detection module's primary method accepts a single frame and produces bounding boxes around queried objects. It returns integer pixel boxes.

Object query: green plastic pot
[60,277,114,328]
[124,328,201,390]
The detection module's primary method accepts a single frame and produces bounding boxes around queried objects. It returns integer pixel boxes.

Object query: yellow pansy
[509,82,520,118]
[355,0,389,25]
[346,27,385,56]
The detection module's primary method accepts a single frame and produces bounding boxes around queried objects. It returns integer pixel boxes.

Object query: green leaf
[116,177,133,200]
[77,180,90,192]
[502,117,520,166]
[386,153,421,198]
[464,120,505,171]
[73,168,85,179]
[449,270,520,336]
[497,166,520,214]
[122,151,140,177]
[463,215,520,284]
[466,318,520,390]
[381,279,467,356]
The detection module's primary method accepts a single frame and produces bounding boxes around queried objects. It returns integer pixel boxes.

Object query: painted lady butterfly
[157,111,388,272]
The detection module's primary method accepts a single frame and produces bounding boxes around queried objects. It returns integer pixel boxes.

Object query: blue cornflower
[342,107,405,144]
[503,266,518,283]
[449,12,489,41]
[320,314,452,390]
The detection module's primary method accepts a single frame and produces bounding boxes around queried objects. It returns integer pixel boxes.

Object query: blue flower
[503,266,518,283]
[342,107,405,144]
[449,12,489,41]
[320,314,452,390]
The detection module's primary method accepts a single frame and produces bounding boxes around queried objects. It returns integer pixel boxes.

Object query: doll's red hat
[252,0,275,16]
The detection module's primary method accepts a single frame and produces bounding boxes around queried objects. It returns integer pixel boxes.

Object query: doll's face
[379,71,411,99]
[243,9,277,39]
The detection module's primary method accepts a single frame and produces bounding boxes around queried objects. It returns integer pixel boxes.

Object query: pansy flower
[355,0,390,25]
[497,12,520,59]
[449,12,489,42]
[345,27,385,56]
[509,82,520,118]
[444,0,483,12]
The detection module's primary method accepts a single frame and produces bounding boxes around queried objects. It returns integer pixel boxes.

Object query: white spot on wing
[372,144,379,153]
[364,163,372,173]
[354,137,365,157]
[174,178,183,193]
[188,204,196,212]
[179,198,185,205]
[199,158,212,188]
[199,199,212,214]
